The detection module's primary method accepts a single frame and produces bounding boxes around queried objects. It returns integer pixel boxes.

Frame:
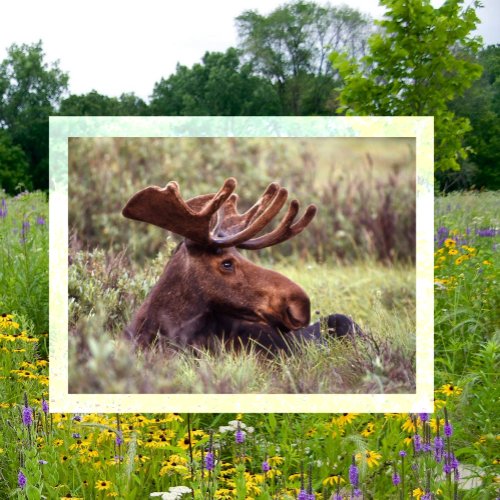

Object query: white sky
[1,0,498,101]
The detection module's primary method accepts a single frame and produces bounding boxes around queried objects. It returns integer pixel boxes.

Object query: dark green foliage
[330,0,483,173]
[59,90,148,116]
[0,130,32,194]
[0,41,69,191]
[150,48,281,116]
[445,45,500,190]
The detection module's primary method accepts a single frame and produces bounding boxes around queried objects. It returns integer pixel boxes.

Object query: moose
[122,177,361,352]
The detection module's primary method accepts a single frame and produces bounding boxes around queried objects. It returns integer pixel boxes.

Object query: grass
[68,247,416,394]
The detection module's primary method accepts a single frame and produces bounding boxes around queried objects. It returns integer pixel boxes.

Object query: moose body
[123,178,360,352]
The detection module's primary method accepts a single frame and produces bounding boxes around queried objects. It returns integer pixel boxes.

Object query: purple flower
[205,451,215,471]
[36,216,45,225]
[434,436,444,462]
[349,461,359,488]
[422,494,432,500]
[413,433,422,452]
[399,450,407,457]
[22,406,33,426]
[298,490,309,500]
[42,399,49,414]
[73,415,82,422]
[332,495,342,500]
[115,433,123,446]
[419,413,429,422]
[444,422,453,437]
[38,460,48,465]
[21,220,30,236]
[392,472,401,486]
[262,460,270,472]
[235,428,245,444]
[18,470,27,489]
[476,228,497,237]
[72,433,81,439]
[0,198,7,218]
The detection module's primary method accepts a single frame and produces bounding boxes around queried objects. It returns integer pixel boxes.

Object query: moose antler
[122,178,317,249]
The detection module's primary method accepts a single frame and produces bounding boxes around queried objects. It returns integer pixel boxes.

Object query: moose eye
[220,259,234,272]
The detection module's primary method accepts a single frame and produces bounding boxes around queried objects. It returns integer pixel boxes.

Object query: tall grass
[0,192,48,352]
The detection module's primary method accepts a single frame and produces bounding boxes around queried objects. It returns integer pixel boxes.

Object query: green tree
[446,45,500,190]
[59,91,148,116]
[150,48,281,116]
[237,1,370,114]
[0,130,32,194]
[0,41,69,190]
[330,0,483,173]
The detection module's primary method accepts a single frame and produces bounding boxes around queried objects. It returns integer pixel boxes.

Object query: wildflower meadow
[0,188,498,498]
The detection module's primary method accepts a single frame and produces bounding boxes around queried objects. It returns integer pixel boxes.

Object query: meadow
[1,171,498,498]
[67,137,417,394]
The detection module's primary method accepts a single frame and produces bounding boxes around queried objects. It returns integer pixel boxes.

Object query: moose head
[122,177,321,351]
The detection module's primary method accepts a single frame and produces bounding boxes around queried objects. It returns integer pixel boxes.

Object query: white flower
[150,486,192,499]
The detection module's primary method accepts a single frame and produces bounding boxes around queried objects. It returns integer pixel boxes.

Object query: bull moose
[122,177,361,352]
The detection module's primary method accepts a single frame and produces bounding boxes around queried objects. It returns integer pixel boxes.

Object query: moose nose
[284,293,311,330]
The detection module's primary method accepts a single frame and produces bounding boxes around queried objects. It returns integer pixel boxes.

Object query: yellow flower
[448,249,459,255]
[361,422,375,437]
[455,255,468,265]
[413,487,425,499]
[322,474,345,486]
[268,455,284,466]
[334,413,358,426]
[95,480,112,491]
[356,450,382,468]
[444,238,456,248]
[440,383,462,396]
[402,416,416,433]
[483,260,492,265]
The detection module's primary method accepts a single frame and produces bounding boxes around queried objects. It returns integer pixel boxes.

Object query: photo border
[49,116,434,413]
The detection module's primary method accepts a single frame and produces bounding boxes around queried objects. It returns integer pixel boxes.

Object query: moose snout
[284,293,311,329]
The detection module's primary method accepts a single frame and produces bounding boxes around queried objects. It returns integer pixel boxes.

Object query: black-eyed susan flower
[323,474,345,487]
[95,480,112,491]
[356,450,382,468]
[440,383,462,396]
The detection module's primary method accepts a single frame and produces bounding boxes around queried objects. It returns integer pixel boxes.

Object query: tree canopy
[0,41,68,191]
[330,0,483,173]
[237,1,371,114]
[150,48,281,116]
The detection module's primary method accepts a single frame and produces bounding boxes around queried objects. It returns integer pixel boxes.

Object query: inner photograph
[68,136,416,394]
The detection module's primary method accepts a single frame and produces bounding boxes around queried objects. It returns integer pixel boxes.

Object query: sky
[1,0,498,101]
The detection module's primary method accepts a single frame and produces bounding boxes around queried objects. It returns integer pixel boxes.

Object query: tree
[446,45,500,189]
[59,90,148,116]
[150,48,281,116]
[330,0,483,173]
[236,1,371,114]
[0,41,68,190]
[0,130,31,194]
